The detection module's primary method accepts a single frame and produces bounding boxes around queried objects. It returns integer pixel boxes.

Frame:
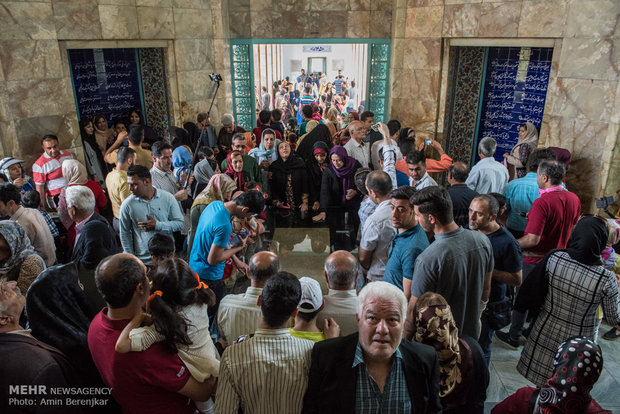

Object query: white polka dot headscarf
[538,337,603,413]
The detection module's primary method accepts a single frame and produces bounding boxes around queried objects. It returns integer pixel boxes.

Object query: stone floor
[256,210,620,413]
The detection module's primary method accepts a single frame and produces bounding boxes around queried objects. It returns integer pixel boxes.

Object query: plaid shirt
[353,342,411,414]
[38,208,59,238]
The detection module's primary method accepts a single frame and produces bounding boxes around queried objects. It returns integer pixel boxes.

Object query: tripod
[192,79,221,167]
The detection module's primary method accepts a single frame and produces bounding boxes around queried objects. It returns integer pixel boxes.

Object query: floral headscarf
[414,303,462,397]
[191,173,236,209]
[538,337,603,414]
[0,220,38,275]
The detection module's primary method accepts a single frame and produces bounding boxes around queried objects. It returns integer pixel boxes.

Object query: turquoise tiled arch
[229,39,391,130]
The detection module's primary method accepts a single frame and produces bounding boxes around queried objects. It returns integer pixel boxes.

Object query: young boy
[289,277,339,342]
[148,233,175,266]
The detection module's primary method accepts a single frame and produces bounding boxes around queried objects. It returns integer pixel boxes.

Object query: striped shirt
[353,342,411,413]
[32,150,73,196]
[217,287,263,343]
[215,328,314,414]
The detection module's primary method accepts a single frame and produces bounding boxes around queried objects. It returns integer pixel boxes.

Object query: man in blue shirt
[189,189,265,323]
[503,148,557,238]
[383,186,429,298]
[120,165,184,265]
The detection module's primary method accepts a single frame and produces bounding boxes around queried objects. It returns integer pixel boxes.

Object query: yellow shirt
[288,328,325,343]
[105,145,153,169]
[105,168,131,219]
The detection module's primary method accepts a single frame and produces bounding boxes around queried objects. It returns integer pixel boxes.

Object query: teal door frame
[307,57,326,75]
[229,38,391,130]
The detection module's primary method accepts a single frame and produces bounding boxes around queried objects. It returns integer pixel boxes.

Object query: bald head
[249,251,281,286]
[448,161,469,184]
[95,253,147,309]
[324,250,358,290]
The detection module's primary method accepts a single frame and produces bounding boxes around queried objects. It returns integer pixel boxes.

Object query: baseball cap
[297,277,323,313]
[0,158,23,170]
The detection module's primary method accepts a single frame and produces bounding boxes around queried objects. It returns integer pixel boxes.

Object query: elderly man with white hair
[66,185,118,268]
[302,281,442,414]
[217,113,246,155]
[466,137,509,194]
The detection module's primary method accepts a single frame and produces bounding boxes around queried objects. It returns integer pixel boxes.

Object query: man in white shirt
[217,251,280,346]
[316,250,360,337]
[466,137,509,194]
[406,150,438,190]
[344,121,370,168]
[215,272,314,414]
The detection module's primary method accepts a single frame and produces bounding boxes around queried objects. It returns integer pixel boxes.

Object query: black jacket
[70,212,119,268]
[302,333,443,414]
[319,162,362,212]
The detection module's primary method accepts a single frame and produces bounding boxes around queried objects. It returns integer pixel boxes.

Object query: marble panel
[173,7,212,38]
[478,2,520,37]
[370,11,392,38]
[229,0,251,11]
[389,68,404,99]
[173,0,213,8]
[0,82,10,122]
[7,78,73,119]
[313,11,347,38]
[137,6,174,39]
[53,2,102,40]
[348,0,371,11]
[212,7,228,39]
[98,0,136,5]
[565,0,620,38]
[0,122,16,156]
[346,11,371,38]
[407,0,443,6]
[308,0,348,11]
[136,0,172,6]
[273,0,308,12]
[405,6,443,38]
[174,39,213,72]
[392,6,406,38]
[372,0,393,12]
[546,78,615,123]
[442,4,481,37]
[558,37,620,81]
[445,0,482,3]
[391,38,406,70]
[403,38,441,70]
[518,0,568,38]
[15,113,79,160]
[250,11,274,38]
[177,70,212,101]
[410,68,440,101]
[0,2,56,40]
[0,40,62,82]
[98,5,139,39]
[228,11,251,38]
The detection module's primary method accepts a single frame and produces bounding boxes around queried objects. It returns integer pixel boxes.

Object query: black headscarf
[296,123,332,161]
[270,142,306,175]
[566,216,608,266]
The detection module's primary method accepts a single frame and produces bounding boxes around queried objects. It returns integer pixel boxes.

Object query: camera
[209,73,222,82]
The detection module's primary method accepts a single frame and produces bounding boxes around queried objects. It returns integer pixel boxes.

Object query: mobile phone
[370,123,380,132]
[425,139,432,145]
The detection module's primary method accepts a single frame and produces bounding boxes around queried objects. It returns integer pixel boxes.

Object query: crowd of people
[0,92,619,414]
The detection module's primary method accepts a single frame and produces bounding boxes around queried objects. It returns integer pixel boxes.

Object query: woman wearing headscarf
[25,263,119,411]
[269,141,309,211]
[515,216,620,387]
[0,220,45,294]
[187,174,236,254]
[503,121,539,180]
[93,114,116,154]
[172,145,193,188]
[297,120,319,148]
[192,158,215,199]
[493,337,611,414]
[413,292,488,414]
[296,123,333,162]
[79,118,108,186]
[224,151,252,192]
[306,141,329,213]
[324,107,340,137]
[248,129,279,193]
[312,145,362,251]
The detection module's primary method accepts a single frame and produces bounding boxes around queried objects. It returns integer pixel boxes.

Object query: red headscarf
[225,152,246,191]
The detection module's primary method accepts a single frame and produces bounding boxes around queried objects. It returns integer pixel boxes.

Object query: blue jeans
[507,262,537,340]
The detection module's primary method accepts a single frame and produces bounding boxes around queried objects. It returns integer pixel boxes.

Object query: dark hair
[366,170,392,197]
[0,173,8,183]
[117,146,136,164]
[448,163,469,182]
[410,186,453,225]
[93,114,107,128]
[148,258,216,353]
[538,160,565,185]
[475,194,500,216]
[128,124,144,146]
[196,146,214,161]
[360,111,374,122]
[249,254,281,283]
[41,134,59,145]
[22,190,40,208]
[527,148,557,172]
[297,303,320,322]
[234,189,265,214]
[232,132,246,143]
[271,108,282,122]
[197,112,207,123]
[390,185,416,202]
[128,107,143,123]
[113,119,127,129]
[151,140,173,157]
[208,158,218,172]
[387,120,401,136]
[354,168,372,196]
[95,255,146,308]
[261,271,301,327]
[398,128,416,156]
[79,118,94,140]
[259,110,271,124]
[302,105,313,119]
[304,86,311,94]
[148,233,175,258]
[488,192,506,212]
[406,150,426,165]
[127,165,151,180]
[0,183,21,205]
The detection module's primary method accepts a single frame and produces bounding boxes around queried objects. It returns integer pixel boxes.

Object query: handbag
[482,297,513,331]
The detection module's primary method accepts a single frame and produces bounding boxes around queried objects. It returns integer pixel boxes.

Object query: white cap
[297,277,322,313]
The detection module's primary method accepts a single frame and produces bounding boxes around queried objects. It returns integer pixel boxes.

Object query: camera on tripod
[209,73,222,82]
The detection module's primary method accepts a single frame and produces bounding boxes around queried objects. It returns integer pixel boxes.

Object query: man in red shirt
[252,109,282,146]
[88,253,215,414]
[497,161,580,349]
[32,134,73,210]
